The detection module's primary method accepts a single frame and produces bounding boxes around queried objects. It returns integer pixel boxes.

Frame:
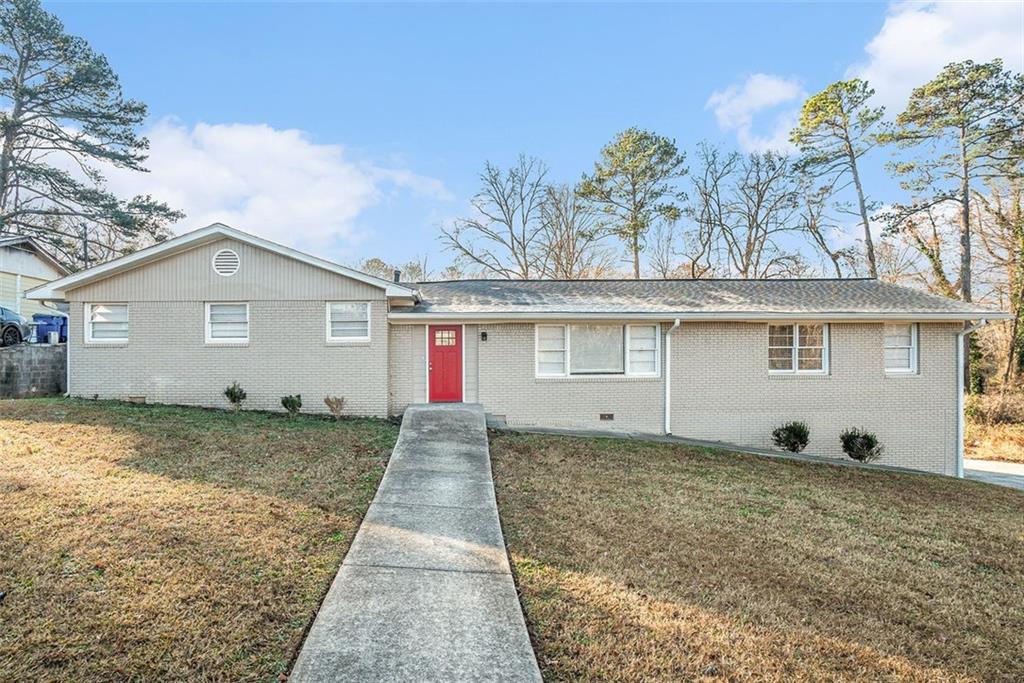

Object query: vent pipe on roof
[393,269,401,283]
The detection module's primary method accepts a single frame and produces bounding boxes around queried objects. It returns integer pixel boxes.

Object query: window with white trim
[536,325,567,376]
[627,324,659,374]
[327,302,370,341]
[768,323,828,374]
[536,324,660,377]
[206,303,248,343]
[884,323,917,373]
[86,303,128,343]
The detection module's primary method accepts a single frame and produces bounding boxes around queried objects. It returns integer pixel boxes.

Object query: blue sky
[49,1,1024,274]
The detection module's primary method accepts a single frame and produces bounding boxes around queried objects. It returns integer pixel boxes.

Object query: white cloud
[705,74,804,153]
[103,119,451,255]
[848,1,1024,110]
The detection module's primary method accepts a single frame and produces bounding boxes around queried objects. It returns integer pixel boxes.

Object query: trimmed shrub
[223,382,247,412]
[281,394,302,418]
[771,421,810,453]
[840,428,884,463]
[324,396,345,421]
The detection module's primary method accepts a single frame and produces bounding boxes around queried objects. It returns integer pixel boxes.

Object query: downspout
[956,319,988,478]
[65,322,70,397]
[664,318,681,434]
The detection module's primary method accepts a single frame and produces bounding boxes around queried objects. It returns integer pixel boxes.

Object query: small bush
[771,421,810,453]
[840,428,884,463]
[324,396,345,421]
[223,382,247,411]
[281,394,302,418]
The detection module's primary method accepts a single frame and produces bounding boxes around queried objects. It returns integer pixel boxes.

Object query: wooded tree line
[429,60,1022,390]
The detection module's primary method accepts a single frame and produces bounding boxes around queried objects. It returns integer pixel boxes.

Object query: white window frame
[84,303,129,344]
[767,323,829,375]
[884,322,918,374]
[534,323,661,378]
[326,302,371,343]
[205,302,249,345]
[535,324,569,377]
[625,324,661,377]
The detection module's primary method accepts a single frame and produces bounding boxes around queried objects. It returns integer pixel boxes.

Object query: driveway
[289,403,541,682]
[965,459,1024,491]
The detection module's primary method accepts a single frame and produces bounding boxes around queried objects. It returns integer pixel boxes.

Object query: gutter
[956,319,988,478]
[664,318,681,434]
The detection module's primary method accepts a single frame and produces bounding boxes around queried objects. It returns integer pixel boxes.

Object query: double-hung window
[206,303,249,344]
[768,323,828,374]
[85,304,128,343]
[536,323,660,377]
[327,302,370,342]
[884,323,917,374]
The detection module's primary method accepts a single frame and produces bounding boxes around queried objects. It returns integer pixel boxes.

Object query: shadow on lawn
[510,552,966,682]
[1,397,397,514]
[492,432,1024,682]
[0,398,400,681]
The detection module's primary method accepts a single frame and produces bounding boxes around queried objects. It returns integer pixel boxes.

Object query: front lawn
[0,399,397,681]
[492,432,1024,682]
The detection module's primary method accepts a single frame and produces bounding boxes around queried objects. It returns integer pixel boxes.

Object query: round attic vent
[212,249,240,276]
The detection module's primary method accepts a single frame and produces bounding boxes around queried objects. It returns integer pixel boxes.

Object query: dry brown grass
[491,432,1024,682]
[0,398,397,682]
[966,392,1024,463]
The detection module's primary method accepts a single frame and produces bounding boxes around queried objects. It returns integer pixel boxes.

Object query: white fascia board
[25,223,419,301]
[388,310,1011,323]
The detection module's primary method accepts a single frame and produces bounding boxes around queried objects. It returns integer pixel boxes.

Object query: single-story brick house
[28,223,1007,476]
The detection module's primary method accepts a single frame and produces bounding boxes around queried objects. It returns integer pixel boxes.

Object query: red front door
[428,325,462,402]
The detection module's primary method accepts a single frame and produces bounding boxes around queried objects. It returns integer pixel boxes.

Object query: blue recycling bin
[32,313,67,343]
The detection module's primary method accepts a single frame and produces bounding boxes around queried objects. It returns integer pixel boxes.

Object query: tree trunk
[959,127,973,390]
[1003,312,1020,387]
[846,138,878,278]
[0,50,29,219]
[632,232,640,279]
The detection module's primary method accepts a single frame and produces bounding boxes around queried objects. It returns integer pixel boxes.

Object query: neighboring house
[28,223,1008,477]
[0,236,69,318]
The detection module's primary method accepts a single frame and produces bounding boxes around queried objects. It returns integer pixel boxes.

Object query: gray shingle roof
[391,279,1006,320]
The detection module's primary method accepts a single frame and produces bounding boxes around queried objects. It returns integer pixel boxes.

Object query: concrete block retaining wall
[0,344,66,398]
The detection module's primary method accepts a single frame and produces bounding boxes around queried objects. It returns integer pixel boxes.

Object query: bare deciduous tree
[874,237,920,284]
[798,184,859,278]
[974,179,1024,383]
[440,155,548,279]
[883,202,962,298]
[537,184,614,279]
[688,143,803,278]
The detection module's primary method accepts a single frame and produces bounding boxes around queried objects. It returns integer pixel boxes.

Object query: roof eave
[24,223,418,300]
[387,310,1011,322]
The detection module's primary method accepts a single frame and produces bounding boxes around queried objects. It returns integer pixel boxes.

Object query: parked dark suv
[0,306,30,346]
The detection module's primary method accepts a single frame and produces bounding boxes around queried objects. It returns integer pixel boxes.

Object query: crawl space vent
[212,249,240,277]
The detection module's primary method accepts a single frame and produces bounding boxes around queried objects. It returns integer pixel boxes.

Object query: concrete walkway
[289,403,542,682]
[965,458,1024,491]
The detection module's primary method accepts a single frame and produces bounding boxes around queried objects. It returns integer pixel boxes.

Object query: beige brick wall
[390,320,960,475]
[390,322,667,434]
[670,321,959,475]
[68,300,388,415]
[66,238,391,416]
[476,323,666,433]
